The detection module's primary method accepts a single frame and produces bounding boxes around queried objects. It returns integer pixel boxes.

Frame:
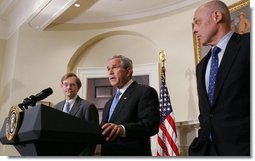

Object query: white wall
[0,39,5,86]
[0,0,241,156]
[0,31,20,156]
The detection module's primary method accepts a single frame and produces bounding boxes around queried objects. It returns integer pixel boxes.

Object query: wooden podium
[0,104,104,156]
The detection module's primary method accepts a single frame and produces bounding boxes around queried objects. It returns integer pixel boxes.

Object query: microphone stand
[18,95,37,111]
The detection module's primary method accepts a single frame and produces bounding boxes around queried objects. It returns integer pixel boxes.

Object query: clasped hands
[101,123,124,142]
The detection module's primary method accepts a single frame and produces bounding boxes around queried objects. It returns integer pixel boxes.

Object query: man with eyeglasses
[54,72,99,155]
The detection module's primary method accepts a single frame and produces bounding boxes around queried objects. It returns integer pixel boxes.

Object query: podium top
[0,104,104,144]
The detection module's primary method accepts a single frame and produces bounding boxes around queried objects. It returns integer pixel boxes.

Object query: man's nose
[192,27,197,34]
[108,68,114,74]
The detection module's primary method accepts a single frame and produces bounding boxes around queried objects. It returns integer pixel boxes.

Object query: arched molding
[67,30,157,72]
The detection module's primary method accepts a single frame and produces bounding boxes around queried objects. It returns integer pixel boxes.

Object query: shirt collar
[214,31,234,51]
[118,79,133,94]
[66,95,77,104]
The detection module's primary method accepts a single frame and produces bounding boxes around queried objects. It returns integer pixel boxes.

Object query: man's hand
[101,123,124,142]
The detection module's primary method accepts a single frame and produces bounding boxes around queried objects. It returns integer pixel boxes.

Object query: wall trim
[77,63,160,99]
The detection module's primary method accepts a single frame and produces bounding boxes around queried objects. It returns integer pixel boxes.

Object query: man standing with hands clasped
[189,0,250,156]
[101,55,160,156]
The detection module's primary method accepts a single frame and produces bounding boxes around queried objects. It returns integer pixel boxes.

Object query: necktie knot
[212,46,221,56]
[115,90,122,99]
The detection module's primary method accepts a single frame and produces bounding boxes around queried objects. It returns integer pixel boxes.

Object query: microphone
[18,87,53,110]
[34,88,53,101]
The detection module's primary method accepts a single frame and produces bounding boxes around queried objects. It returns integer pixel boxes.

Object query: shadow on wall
[0,79,26,127]
[185,68,198,120]
[0,83,11,108]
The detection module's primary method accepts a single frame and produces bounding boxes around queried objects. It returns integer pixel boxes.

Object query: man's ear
[126,67,132,77]
[213,10,223,23]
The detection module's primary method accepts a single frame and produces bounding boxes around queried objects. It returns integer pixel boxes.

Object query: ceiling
[0,0,204,39]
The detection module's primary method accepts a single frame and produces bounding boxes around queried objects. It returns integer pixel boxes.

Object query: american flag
[157,66,179,156]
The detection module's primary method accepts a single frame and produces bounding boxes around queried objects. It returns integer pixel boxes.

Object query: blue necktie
[63,101,71,113]
[108,90,122,121]
[208,46,221,107]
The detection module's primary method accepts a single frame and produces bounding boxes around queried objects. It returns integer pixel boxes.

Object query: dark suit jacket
[54,96,99,155]
[101,81,160,156]
[189,33,250,156]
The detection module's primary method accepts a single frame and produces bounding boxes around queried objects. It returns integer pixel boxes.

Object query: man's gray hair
[110,55,133,70]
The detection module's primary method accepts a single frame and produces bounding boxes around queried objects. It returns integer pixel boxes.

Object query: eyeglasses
[62,83,77,88]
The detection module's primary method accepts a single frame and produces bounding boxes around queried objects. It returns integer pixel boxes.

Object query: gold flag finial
[159,49,166,67]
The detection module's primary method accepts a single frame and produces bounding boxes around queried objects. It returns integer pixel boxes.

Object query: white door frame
[77,63,159,99]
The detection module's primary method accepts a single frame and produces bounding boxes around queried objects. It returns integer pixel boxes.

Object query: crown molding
[58,0,202,24]
[0,0,77,39]
[28,0,77,30]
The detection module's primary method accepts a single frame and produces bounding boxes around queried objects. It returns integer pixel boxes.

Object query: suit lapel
[109,81,138,122]
[58,101,65,111]
[197,52,211,109]
[101,97,114,124]
[213,33,241,107]
[69,96,81,116]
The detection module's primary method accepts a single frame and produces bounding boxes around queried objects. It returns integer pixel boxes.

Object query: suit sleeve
[124,87,160,138]
[84,103,99,125]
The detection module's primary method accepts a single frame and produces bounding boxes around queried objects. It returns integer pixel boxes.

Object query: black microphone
[34,88,53,101]
[18,87,53,110]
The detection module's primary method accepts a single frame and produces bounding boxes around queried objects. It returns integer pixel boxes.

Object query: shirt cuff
[119,125,126,137]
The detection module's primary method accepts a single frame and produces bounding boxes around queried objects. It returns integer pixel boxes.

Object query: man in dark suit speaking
[101,55,160,156]
[189,0,250,156]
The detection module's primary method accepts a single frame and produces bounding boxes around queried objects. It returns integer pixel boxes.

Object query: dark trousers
[205,140,218,156]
